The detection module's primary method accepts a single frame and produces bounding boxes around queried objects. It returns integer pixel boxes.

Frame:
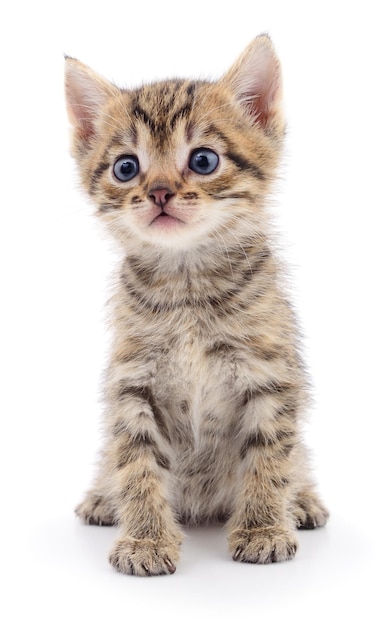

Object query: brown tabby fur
[65,35,328,576]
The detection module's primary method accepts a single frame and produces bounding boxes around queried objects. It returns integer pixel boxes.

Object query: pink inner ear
[249,72,281,128]
[65,75,99,144]
[224,37,283,131]
[65,60,116,147]
[69,99,96,142]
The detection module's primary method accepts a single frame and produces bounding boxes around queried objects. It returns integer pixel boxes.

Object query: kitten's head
[65,36,284,252]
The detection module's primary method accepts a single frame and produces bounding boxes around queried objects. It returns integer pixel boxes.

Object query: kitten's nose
[148,186,174,208]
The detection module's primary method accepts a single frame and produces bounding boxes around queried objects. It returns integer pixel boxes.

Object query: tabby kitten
[65,35,328,576]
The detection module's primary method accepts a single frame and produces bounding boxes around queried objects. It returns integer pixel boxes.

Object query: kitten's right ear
[65,56,119,151]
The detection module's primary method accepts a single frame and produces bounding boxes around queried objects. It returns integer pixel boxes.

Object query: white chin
[134,220,207,250]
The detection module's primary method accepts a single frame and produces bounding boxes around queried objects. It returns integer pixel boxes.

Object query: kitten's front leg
[228,386,300,564]
[106,386,183,576]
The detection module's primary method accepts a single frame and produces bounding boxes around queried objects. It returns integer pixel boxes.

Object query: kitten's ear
[222,35,284,135]
[65,57,119,150]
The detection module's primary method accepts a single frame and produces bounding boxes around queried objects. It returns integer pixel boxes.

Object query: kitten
[65,35,328,576]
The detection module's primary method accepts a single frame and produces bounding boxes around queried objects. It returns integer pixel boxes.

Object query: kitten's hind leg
[75,489,117,526]
[293,488,329,530]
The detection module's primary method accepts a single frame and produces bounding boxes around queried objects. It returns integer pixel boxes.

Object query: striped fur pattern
[65,35,328,576]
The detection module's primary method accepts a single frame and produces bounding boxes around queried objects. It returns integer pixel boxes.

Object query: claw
[233,547,243,561]
[164,558,176,574]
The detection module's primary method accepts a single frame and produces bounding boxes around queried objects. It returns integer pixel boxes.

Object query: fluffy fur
[65,35,328,576]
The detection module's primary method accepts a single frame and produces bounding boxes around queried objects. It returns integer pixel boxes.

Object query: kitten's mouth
[150,210,184,228]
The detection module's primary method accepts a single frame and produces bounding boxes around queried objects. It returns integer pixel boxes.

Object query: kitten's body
[66,36,328,575]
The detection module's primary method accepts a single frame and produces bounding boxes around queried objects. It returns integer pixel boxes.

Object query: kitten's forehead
[126,79,208,145]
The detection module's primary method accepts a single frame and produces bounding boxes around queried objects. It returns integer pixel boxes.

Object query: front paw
[294,491,329,530]
[109,536,182,576]
[229,526,298,564]
[75,492,116,526]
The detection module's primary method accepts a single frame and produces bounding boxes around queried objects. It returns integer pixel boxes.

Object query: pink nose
[148,186,174,207]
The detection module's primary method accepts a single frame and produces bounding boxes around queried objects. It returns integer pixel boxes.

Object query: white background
[1,1,379,624]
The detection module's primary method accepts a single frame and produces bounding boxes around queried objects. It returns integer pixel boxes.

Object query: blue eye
[113,155,139,182]
[189,148,219,175]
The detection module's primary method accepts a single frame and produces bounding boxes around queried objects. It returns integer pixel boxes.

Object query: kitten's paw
[109,536,181,576]
[293,491,329,530]
[75,492,116,526]
[229,526,298,564]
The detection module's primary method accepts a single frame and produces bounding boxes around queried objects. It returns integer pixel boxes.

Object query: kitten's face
[65,37,284,251]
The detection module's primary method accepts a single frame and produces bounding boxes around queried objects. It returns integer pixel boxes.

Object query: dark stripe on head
[186,81,196,98]
[168,102,193,130]
[185,120,195,142]
[133,104,154,128]
[129,123,138,146]
[225,150,265,180]
[205,123,231,145]
[211,191,258,203]
[108,132,128,149]
[167,81,196,129]
[90,160,109,192]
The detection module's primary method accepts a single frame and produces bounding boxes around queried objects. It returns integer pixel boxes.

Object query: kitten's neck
[121,233,273,307]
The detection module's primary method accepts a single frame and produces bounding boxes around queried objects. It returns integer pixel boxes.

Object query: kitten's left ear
[65,56,119,151]
[221,35,284,136]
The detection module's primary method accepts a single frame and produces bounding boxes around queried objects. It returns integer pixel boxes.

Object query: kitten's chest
[153,324,239,444]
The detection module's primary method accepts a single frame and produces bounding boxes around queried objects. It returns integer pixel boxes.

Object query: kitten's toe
[293,490,329,530]
[75,492,116,526]
[109,536,181,576]
[229,526,298,564]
